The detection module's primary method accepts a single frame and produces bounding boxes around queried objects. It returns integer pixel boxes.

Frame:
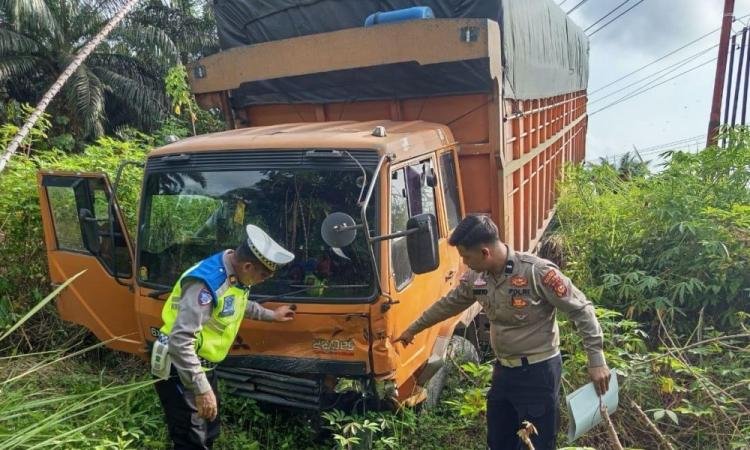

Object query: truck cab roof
[150,120,455,161]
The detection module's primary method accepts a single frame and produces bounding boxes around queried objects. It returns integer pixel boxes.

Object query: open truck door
[37,172,143,354]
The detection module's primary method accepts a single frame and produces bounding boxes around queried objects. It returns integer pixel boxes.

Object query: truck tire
[422,334,480,409]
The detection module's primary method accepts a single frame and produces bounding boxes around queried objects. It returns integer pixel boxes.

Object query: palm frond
[89,51,163,86]
[65,65,106,139]
[0,28,42,54]
[91,66,166,130]
[0,54,45,81]
[112,22,179,66]
[0,0,59,36]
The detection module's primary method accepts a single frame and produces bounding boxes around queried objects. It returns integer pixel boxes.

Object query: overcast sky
[566,0,750,164]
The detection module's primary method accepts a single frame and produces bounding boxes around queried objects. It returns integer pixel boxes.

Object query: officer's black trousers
[486,354,562,450]
[155,368,221,450]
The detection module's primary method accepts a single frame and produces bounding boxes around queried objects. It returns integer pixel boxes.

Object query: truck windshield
[138,165,376,300]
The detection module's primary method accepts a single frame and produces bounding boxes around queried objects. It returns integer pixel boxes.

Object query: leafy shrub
[555,129,750,330]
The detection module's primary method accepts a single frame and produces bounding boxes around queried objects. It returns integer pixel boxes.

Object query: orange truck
[37,1,587,410]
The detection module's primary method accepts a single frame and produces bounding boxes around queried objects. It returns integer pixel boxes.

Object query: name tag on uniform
[472,288,488,295]
[219,295,235,317]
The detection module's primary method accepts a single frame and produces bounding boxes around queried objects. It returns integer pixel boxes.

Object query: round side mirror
[321,212,358,248]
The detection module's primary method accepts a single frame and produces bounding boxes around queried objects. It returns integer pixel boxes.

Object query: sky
[565,0,750,165]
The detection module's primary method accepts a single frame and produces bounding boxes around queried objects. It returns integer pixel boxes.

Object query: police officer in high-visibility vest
[151,224,295,449]
[394,215,610,450]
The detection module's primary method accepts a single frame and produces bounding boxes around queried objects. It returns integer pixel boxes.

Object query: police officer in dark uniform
[395,214,610,450]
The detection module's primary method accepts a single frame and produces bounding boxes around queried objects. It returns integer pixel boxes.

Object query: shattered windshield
[138,160,376,300]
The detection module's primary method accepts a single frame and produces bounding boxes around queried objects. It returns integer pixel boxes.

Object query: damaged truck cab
[39,121,479,409]
[37,1,589,410]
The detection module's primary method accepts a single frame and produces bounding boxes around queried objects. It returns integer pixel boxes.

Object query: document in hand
[566,370,620,443]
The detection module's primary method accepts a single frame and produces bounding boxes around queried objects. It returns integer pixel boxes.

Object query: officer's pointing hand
[273,305,296,322]
[588,365,611,396]
[393,329,416,347]
[196,390,218,421]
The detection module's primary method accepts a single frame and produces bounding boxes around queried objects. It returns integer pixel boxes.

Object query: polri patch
[511,297,529,309]
[197,288,213,306]
[219,296,235,317]
[542,269,568,298]
[510,275,528,287]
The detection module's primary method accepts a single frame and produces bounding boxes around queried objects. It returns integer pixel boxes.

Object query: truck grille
[216,366,322,410]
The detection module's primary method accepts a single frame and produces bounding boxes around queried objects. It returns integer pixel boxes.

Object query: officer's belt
[497,349,560,368]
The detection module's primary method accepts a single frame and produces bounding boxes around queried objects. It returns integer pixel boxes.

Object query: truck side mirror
[406,213,439,274]
[78,208,101,255]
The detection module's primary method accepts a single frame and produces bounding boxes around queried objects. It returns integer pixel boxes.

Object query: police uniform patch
[473,275,487,287]
[219,296,235,317]
[473,288,489,296]
[511,297,528,309]
[510,275,528,287]
[197,288,213,306]
[542,269,568,298]
[514,313,528,321]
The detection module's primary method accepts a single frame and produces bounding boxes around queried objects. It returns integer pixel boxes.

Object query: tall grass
[0,273,161,450]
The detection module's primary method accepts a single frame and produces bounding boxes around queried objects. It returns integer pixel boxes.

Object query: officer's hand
[196,390,218,421]
[588,365,611,396]
[273,305,296,322]
[393,329,416,347]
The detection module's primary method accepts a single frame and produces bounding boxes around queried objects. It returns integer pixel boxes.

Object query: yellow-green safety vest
[160,251,249,363]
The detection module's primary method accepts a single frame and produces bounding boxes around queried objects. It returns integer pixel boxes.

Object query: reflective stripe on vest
[160,251,249,363]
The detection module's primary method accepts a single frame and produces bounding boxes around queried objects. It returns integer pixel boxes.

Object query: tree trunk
[0,0,141,174]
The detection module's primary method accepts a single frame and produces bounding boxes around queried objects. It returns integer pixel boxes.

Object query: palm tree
[130,0,218,65]
[0,0,180,141]
[617,151,650,180]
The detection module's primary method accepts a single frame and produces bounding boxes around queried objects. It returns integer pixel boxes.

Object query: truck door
[387,157,455,380]
[37,172,143,353]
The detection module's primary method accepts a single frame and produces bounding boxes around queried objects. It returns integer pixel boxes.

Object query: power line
[584,0,631,32]
[590,12,750,95]
[637,135,707,153]
[590,26,719,93]
[589,43,719,105]
[588,0,646,37]
[590,57,718,116]
[566,0,591,14]
[591,134,707,163]
[559,0,570,5]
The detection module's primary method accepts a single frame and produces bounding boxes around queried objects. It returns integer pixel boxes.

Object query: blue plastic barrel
[364,6,435,27]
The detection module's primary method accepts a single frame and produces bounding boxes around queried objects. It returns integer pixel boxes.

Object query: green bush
[555,130,750,330]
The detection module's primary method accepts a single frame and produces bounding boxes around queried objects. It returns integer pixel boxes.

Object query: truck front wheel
[422,334,479,409]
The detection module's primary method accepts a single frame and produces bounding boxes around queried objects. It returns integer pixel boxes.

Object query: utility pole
[707,0,736,147]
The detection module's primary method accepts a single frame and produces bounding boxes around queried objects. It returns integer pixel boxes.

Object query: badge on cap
[245,224,295,271]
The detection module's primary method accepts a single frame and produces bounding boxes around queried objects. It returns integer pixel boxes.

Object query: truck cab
[38,120,479,409]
